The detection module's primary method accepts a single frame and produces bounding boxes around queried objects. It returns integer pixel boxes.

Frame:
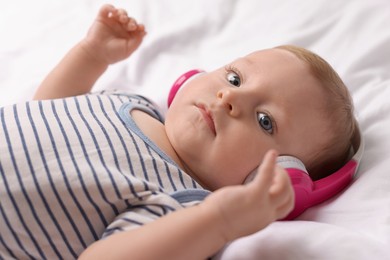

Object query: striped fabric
[0,92,203,259]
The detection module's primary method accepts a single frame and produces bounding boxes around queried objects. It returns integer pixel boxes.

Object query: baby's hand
[83,4,146,65]
[202,150,294,242]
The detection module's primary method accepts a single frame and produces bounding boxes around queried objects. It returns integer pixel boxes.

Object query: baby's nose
[216,88,241,117]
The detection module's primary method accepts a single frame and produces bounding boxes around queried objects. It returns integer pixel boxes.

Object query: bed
[1,0,389,259]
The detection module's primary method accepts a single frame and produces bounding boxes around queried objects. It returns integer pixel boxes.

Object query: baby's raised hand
[83,4,146,65]
[202,150,294,242]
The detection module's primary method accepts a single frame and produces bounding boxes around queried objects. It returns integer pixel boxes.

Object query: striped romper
[0,92,206,259]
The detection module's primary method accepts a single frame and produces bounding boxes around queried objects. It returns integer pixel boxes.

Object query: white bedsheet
[1,0,389,259]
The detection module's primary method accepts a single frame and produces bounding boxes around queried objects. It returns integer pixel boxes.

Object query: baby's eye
[226,72,241,87]
[257,113,273,134]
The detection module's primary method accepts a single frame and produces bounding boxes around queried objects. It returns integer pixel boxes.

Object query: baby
[0,4,356,260]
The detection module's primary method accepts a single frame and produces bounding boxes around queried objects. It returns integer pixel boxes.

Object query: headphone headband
[167,69,204,107]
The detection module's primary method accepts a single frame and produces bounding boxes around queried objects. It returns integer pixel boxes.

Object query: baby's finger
[116,8,128,18]
[252,150,278,191]
[269,166,290,196]
[274,184,295,219]
[137,24,146,33]
[269,173,294,205]
[117,10,129,24]
[99,4,116,18]
[269,167,294,214]
[126,17,138,31]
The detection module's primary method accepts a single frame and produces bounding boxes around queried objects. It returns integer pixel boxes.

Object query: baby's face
[165,48,331,190]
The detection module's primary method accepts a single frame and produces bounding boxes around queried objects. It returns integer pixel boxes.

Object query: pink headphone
[167,69,364,220]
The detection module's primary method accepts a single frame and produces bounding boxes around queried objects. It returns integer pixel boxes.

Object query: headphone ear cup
[276,156,308,174]
[244,156,309,184]
[244,156,314,219]
[277,156,314,220]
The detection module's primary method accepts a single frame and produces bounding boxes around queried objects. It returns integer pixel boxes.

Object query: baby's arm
[33,5,145,100]
[79,150,294,260]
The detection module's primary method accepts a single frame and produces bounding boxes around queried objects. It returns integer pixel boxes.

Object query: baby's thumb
[252,150,278,191]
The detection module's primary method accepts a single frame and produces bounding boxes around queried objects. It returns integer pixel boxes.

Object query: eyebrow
[235,56,256,68]
[236,57,264,80]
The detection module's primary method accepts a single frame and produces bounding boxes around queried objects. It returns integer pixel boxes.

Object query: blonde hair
[276,45,356,180]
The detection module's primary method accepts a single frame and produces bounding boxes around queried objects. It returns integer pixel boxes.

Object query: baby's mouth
[197,104,216,135]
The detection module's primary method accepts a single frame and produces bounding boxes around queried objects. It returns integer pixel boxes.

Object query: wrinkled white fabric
[1,0,389,259]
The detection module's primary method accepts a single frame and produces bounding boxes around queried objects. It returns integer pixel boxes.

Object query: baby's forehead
[227,49,304,73]
[248,48,301,63]
[239,50,327,109]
